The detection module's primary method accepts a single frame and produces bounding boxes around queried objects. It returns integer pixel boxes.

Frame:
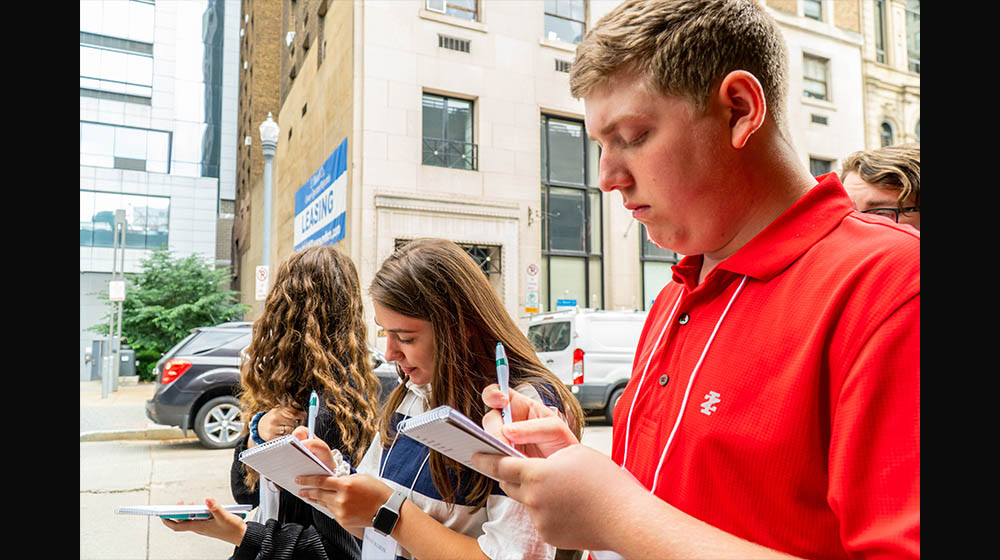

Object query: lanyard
[379,392,431,499]
[621,274,748,494]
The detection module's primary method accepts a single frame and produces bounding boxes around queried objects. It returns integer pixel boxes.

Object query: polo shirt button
[678,313,689,325]
[658,374,669,386]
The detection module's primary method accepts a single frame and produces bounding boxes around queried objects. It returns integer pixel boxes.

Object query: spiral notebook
[396,405,526,481]
[238,434,352,519]
[116,504,252,520]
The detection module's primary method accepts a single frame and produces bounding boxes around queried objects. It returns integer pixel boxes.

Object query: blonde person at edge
[471,1,919,559]
[291,238,586,560]
[840,142,920,231]
[162,246,381,560]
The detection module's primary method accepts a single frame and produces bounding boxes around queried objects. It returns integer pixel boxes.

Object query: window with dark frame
[803,0,822,21]
[544,0,586,44]
[80,190,170,249]
[874,0,886,64]
[880,121,894,147]
[393,239,503,295]
[540,114,603,312]
[422,93,477,170]
[640,224,678,311]
[425,0,478,22]
[80,121,172,174]
[905,0,920,74]
[809,157,833,177]
[803,54,829,101]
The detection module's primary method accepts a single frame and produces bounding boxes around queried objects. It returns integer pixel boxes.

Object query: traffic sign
[109,280,125,302]
[255,265,269,301]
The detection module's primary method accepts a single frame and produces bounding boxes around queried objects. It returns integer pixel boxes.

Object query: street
[81,418,612,559]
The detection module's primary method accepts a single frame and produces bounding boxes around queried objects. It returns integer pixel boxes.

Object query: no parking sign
[525,263,539,313]
[255,266,269,301]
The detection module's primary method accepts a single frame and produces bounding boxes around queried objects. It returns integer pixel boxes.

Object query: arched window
[880,121,894,147]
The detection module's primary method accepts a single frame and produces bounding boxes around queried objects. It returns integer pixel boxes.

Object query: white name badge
[362,527,398,560]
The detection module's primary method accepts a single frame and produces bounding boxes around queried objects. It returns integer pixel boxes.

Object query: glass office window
[79,0,155,44]
[426,0,478,21]
[422,93,476,170]
[548,187,586,252]
[540,114,602,311]
[80,122,171,173]
[79,45,153,98]
[80,191,96,246]
[546,118,585,185]
[803,55,828,100]
[803,0,822,21]
[640,224,677,310]
[80,190,170,249]
[874,0,886,63]
[548,256,585,308]
[905,0,920,73]
[544,0,585,44]
[809,157,833,177]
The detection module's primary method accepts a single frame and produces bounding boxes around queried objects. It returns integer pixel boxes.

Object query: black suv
[145,322,400,449]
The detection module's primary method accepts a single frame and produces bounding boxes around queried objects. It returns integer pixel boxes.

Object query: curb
[80,427,196,443]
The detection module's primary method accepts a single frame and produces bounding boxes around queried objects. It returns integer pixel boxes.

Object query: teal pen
[307,390,318,439]
[495,343,512,425]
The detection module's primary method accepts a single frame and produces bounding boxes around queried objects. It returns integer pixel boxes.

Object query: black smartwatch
[372,489,407,537]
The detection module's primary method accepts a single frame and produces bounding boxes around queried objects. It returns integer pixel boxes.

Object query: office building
[79,0,240,380]
[234,0,914,353]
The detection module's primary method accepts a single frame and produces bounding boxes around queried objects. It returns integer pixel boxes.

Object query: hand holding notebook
[238,434,353,519]
[396,405,526,481]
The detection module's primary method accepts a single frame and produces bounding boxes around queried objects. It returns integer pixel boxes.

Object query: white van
[526,308,647,424]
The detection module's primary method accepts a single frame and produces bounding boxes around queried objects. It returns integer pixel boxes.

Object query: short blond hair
[570,0,789,129]
[839,143,920,214]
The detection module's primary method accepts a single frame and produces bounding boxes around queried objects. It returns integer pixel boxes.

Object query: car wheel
[194,396,244,449]
[605,386,625,425]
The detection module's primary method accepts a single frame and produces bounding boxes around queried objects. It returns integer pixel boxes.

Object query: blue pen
[307,390,318,439]
[495,343,512,425]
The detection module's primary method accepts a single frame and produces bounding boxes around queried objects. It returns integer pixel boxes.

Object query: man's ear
[717,70,767,149]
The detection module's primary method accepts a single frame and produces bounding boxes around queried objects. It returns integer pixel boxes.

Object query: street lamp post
[258,112,279,294]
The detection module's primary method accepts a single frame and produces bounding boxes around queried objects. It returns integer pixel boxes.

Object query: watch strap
[372,489,406,537]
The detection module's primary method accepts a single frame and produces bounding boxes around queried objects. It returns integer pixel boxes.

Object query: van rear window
[528,321,571,352]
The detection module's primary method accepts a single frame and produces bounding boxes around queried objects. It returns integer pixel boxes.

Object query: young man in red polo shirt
[472,1,919,559]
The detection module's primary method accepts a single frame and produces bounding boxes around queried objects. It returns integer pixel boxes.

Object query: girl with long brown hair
[294,238,585,559]
[163,245,380,559]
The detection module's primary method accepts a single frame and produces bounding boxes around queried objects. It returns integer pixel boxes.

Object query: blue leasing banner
[294,138,348,251]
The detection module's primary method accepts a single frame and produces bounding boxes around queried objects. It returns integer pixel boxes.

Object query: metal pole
[112,211,126,391]
[261,139,275,270]
[102,210,125,399]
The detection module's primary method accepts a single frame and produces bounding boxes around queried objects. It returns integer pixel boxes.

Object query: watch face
[373,506,399,536]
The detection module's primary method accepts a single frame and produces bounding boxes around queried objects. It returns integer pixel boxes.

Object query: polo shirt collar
[672,173,854,288]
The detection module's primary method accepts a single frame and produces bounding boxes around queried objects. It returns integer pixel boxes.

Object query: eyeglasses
[861,206,919,223]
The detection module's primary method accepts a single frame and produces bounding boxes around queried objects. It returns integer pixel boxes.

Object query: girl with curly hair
[163,245,381,559]
[293,238,585,560]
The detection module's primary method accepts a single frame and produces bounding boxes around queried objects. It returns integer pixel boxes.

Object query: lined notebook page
[238,435,351,519]
[396,406,525,481]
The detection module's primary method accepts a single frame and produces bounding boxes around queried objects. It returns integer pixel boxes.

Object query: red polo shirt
[611,173,919,559]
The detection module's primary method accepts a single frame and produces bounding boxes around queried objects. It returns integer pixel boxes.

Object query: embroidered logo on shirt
[700,391,721,415]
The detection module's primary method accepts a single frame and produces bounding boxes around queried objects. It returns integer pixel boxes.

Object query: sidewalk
[80,378,194,442]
